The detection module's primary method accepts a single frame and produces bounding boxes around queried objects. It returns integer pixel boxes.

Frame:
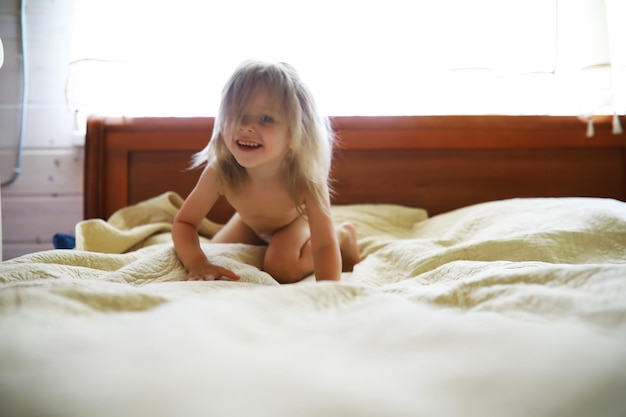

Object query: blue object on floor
[52,233,76,249]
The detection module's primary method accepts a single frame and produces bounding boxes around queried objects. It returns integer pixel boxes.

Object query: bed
[1,115,626,417]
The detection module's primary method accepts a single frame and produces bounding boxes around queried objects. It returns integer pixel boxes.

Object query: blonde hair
[193,60,334,214]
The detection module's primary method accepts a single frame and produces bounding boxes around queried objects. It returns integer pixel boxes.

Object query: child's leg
[263,216,313,284]
[211,213,266,246]
[264,218,361,284]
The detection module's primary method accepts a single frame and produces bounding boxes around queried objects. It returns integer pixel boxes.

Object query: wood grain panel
[1,149,83,196]
[2,195,81,241]
[84,115,626,221]
[3,243,55,261]
[331,148,623,216]
[127,151,234,224]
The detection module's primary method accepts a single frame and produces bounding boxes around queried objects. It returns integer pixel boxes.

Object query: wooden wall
[0,0,82,260]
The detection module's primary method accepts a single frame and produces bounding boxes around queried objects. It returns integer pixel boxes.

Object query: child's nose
[239,122,255,133]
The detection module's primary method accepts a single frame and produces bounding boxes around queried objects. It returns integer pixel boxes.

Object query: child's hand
[182,263,240,281]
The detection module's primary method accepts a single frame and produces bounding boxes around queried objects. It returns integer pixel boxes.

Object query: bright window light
[67,0,623,119]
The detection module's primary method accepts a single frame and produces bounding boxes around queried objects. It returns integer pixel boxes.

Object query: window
[67,0,625,121]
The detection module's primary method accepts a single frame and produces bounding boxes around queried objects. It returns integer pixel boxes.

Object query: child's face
[224,84,291,172]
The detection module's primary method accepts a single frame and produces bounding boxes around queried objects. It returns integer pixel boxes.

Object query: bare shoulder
[177,162,225,223]
[195,161,225,195]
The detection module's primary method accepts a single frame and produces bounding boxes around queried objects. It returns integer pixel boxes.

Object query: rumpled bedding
[1,194,625,417]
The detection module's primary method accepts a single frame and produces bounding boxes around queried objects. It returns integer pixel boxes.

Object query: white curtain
[562,0,625,118]
[67,0,625,123]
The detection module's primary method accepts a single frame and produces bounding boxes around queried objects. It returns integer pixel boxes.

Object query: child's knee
[263,256,308,284]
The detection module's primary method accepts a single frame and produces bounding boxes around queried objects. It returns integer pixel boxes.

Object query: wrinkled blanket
[1,195,626,417]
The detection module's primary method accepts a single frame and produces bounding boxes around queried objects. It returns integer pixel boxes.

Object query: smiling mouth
[236,139,262,149]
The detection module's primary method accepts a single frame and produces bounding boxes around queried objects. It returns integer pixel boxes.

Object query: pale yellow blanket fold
[75,191,223,253]
[75,191,429,255]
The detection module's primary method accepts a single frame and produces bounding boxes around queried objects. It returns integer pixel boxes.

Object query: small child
[173,60,360,284]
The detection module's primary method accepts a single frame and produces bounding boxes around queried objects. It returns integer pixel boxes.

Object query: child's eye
[259,115,274,124]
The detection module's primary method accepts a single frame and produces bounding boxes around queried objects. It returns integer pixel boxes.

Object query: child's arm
[172,164,240,281]
[305,192,342,282]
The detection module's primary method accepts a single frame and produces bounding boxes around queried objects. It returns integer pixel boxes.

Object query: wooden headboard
[84,115,626,223]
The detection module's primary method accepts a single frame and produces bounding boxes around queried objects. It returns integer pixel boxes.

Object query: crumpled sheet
[1,196,625,417]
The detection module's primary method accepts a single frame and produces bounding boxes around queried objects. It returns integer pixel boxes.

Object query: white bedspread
[1,195,625,417]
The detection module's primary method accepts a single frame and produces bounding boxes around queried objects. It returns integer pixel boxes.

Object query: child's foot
[337,222,360,272]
